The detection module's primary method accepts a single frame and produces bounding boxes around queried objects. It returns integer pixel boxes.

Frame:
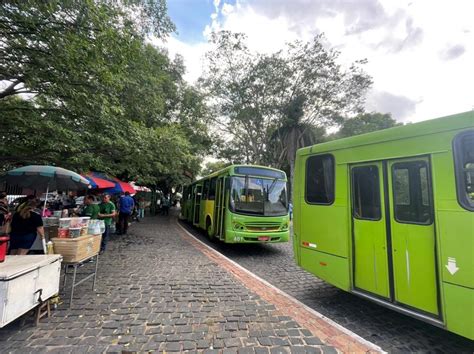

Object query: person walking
[117,191,134,235]
[161,194,170,216]
[137,197,146,220]
[9,199,45,255]
[98,194,116,254]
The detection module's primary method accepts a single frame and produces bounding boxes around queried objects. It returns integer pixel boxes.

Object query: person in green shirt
[98,193,116,254]
[81,195,100,219]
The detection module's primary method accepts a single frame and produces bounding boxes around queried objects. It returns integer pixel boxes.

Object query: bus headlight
[280,222,289,231]
[233,222,245,231]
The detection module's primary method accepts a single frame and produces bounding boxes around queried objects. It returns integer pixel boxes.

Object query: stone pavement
[185,224,474,353]
[0,214,379,353]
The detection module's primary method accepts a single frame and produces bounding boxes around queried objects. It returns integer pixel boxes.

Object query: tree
[0,1,211,188]
[200,31,372,192]
[201,160,231,176]
[199,32,273,164]
[269,95,327,200]
[333,112,401,139]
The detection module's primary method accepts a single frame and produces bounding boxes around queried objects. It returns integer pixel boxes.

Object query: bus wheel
[206,219,214,241]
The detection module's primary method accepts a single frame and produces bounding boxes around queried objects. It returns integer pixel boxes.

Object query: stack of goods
[51,218,102,261]
[68,218,82,239]
[79,217,90,236]
[58,218,71,238]
[58,217,93,238]
[43,217,59,240]
[87,220,105,235]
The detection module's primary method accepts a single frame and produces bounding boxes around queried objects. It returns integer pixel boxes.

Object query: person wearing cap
[98,194,116,254]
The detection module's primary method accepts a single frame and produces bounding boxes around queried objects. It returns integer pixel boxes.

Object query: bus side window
[208,178,217,200]
[352,166,381,220]
[305,154,335,205]
[203,180,210,200]
[453,130,474,211]
[392,161,432,224]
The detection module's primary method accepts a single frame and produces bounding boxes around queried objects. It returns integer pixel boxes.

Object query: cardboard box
[51,234,101,263]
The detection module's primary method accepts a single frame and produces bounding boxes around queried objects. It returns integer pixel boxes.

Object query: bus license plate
[258,236,270,241]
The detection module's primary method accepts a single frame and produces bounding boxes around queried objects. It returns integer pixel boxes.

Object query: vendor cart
[0,255,62,328]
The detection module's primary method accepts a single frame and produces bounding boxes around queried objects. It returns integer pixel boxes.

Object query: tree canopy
[0,0,211,187]
[199,31,373,192]
[334,112,401,139]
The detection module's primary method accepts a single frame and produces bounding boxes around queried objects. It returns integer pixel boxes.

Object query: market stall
[0,165,104,316]
[0,255,62,327]
[0,165,91,253]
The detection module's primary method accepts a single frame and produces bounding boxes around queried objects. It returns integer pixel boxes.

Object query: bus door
[351,158,439,316]
[193,184,202,226]
[214,177,226,240]
[351,162,391,299]
[387,157,439,316]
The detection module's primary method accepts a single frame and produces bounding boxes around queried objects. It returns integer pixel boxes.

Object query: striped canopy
[0,165,90,191]
[88,171,135,195]
[82,174,115,189]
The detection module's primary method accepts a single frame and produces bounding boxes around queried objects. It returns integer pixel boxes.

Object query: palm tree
[269,95,326,201]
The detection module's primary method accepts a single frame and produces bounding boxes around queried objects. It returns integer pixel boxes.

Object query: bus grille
[244,222,281,232]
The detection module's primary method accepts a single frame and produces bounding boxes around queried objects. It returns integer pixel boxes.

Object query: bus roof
[297,110,473,156]
[189,164,287,186]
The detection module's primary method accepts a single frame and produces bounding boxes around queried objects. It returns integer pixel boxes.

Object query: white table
[0,255,62,328]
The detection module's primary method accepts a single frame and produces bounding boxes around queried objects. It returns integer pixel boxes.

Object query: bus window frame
[304,154,335,206]
[391,160,434,225]
[453,130,474,212]
[203,179,210,200]
[208,177,217,200]
[351,165,382,221]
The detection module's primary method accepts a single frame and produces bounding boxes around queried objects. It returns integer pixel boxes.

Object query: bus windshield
[230,176,288,216]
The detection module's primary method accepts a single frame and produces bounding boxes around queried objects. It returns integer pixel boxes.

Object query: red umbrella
[86,172,135,195]
[82,174,115,189]
[112,178,135,194]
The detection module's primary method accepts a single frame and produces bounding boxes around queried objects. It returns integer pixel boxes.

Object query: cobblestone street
[182,222,474,353]
[0,215,369,353]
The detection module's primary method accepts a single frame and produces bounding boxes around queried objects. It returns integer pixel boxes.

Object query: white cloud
[158,0,474,122]
[150,36,208,84]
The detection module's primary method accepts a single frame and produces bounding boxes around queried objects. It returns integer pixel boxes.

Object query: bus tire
[206,218,214,241]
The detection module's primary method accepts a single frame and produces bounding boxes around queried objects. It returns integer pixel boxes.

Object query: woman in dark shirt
[9,199,45,255]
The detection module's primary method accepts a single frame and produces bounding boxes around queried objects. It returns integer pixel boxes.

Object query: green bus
[181,165,290,243]
[293,111,473,339]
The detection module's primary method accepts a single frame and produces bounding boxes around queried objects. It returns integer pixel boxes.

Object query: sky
[160,0,474,123]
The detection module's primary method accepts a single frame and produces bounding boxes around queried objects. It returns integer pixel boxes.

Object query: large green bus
[293,111,473,339]
[181,165,290,243]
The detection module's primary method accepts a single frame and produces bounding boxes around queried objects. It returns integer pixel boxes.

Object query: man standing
[81,195,99,219]
[98,194,116,254]
[117,191,134,235]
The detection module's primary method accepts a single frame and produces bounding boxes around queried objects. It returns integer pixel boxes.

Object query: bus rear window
[305,154,335,205]
[454,130,474,211]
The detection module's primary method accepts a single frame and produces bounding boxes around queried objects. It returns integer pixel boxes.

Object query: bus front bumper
[225,230,289,243]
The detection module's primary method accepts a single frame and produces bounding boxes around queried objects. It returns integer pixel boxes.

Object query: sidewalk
[0,214,379,353]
